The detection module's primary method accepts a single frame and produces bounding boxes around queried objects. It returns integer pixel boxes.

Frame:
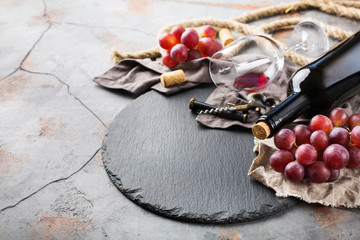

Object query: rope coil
[112,0,360,66]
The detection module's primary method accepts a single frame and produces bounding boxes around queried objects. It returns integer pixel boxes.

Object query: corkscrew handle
[189,98,216,112]
[189,98,248,123]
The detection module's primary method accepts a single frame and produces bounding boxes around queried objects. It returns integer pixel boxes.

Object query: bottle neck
[257,93,310,137]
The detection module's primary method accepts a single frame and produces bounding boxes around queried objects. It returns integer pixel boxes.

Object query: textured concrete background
[1,0,360,239]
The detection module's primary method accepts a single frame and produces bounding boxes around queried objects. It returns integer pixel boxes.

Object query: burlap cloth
[94,44,360,208]
[250,138,360,208]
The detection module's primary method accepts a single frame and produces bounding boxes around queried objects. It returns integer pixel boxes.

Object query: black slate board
[103,84,298,223]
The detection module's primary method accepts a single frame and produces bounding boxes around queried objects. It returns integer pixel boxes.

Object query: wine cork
[160,69,186,87]
[252,121,271,140]
[219,28,234,46]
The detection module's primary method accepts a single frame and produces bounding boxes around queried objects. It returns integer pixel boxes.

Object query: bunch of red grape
[269,107,360,184]
[159,25,223,68]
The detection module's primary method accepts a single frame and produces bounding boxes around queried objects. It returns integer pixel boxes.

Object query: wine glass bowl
[210,35,284,92]
[287,21,329,59]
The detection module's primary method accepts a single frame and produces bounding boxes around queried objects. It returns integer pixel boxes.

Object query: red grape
[181,30,199,49]
[289,145,297,157]
[306,161,330,183]
[199,25,216,39]
[310,130,329,150]
[284,161,305,183]
[329,107,349,127]
[187,49,202,61]
[170,44,188,63]
[159,32,178,50]
[187,28,198,34]
[327,169,340,182]
[214,40,223,52]
[274,128,296,150]
[269,150,294,172]
[198,37,218,57]
[170,26,185,42]
[349,113,360,130]
[293,124,311,146]
[346,145,360,169]
[351,125,360,146]
[310,114,333,134]
[162,51,178,68]
[323,144,349,169]
[329,127,350,146]
[295,143,317,165]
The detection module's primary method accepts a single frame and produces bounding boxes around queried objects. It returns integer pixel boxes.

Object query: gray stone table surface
[1,0,360,239]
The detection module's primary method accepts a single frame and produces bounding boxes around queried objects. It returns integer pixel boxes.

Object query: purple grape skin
[269,150,294,172]
[181,30,199,49]
[274,129,296,150]
[346,145,360,169]
[329,127,350,146]
[323,144,350,170]
[350,125,360,146]
[328,169,340,182]
[306,161,330,183]
[289,145,297,157]
[310,130,329,150]
[295,144,318,165]
[170,44,188,62]
[329,107,349,127]
[284,161,305,183]
[349,113,360,130]
[187,49,202,61]
[292,124,311,146]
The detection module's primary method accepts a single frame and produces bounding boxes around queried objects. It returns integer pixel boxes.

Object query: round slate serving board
[102,85,297,223]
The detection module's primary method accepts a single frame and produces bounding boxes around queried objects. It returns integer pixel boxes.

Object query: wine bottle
[252,31,360,140]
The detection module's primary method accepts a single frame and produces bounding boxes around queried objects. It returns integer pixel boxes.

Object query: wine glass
[286,21,329,59]
[209,21,329,92]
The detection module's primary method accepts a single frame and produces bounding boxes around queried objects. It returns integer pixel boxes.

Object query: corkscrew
[189,98,248,123]
[196,101,264,114]
[189,93,280,123]
[197,105,239,115]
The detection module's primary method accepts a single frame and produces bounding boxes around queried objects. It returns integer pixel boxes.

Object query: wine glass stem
[283,40,308,55]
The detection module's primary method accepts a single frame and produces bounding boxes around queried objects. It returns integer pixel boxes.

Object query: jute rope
[112,0,360,66]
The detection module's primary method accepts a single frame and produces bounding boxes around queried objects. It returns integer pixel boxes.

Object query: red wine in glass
[233,72,269,91]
